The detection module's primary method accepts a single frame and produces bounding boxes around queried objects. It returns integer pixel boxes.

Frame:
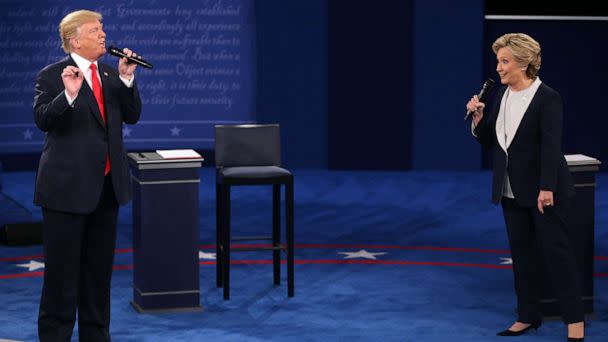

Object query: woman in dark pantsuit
[466,33,584,341]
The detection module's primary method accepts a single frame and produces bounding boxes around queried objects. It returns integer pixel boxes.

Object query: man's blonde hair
[59,10,102,53]
[492,33,541,79]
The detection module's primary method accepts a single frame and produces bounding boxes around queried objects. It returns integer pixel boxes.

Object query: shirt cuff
[64,90,77,107]
[119,74,135,88]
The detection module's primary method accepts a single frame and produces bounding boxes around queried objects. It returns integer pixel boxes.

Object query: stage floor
[1,169,607,341]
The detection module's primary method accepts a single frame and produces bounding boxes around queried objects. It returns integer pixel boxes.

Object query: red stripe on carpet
[0,271,44,279]
[197,243,512,254]
[0,255,43,262]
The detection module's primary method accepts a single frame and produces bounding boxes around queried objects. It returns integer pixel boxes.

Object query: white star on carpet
[338,249,387,260]
[16,260,45,271]
[170,126,181,136]
[23,128,33,140]
[500,257,513,265]
[123,126,132,137]
[199,251,216,260]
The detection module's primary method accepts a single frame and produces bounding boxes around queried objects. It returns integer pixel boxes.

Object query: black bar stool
[214,124,294,300]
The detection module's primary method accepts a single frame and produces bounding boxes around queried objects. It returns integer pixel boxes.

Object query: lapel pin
[103,72,108,77]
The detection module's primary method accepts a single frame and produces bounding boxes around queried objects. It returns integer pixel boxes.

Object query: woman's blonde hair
[59,10,102,53]
[492,33,541,79]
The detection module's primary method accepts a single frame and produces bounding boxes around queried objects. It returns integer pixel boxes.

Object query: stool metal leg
[286,179,294,297]
[273,184,281,285]
[223,184,231,300]
[216,182,223,288]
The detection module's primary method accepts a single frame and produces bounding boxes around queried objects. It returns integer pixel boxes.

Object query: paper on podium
[156,149,202,159]
[564,154,601,166]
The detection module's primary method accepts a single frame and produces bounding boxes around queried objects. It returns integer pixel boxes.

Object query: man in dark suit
[33,9,141,341]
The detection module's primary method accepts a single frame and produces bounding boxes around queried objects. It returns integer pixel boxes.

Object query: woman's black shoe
[497,322,541,336]
[567,338,584,341]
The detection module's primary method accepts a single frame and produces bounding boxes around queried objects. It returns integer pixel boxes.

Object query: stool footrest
[232,245,283,252]
[232,236,272,241]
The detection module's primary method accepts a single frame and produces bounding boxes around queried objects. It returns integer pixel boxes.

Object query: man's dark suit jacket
[473,82,574,207]
[33,56,141,214]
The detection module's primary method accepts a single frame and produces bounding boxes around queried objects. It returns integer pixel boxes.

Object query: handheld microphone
[464,78,495,120]
[107,46,153,69]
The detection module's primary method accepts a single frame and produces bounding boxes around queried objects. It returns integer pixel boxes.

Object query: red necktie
[90,63,110,175]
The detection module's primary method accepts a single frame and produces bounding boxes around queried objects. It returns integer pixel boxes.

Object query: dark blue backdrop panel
[412,0,484,170]
[255,0,327,169]
[328,0,412,170]
[0,0,255,153]
[483,19,608,171]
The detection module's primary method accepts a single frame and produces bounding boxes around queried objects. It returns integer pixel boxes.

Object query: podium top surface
[128,152,204,169]
[565,154,601,166]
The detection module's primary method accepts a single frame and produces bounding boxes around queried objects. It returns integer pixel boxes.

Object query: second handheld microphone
[464,78,495,121]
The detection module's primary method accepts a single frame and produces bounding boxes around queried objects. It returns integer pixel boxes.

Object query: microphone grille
[107,46,120,55]
[484,78,495,89]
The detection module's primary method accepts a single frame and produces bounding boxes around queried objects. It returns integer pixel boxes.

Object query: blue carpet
[0,192,33,227]
[1,169,607,341]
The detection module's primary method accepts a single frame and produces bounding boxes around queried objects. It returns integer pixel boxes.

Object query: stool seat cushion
[219,166,292,180]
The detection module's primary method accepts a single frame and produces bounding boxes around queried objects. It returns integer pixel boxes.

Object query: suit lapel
[494,88,508,153]
[82,81,107,130]
[505,80,543,150]
[66,56,107,130]
[505,100,531,149]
